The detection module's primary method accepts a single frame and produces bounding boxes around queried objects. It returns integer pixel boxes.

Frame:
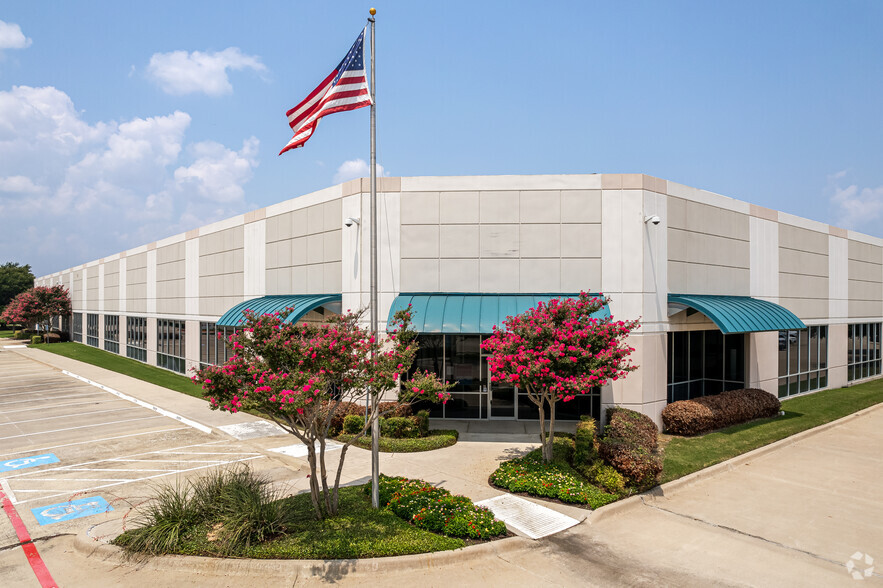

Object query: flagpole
[368,7,380,510]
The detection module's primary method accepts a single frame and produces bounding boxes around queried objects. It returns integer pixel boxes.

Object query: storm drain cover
[475,494,580,540]
[269,441,342,458]
[218,421,287,440]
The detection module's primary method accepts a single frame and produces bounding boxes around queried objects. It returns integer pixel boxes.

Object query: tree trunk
[319,435,332,515]
[546,399,557,462]
[537,397,548,461]
[305,443,323,520]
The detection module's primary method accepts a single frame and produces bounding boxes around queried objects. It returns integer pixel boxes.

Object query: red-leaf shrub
[598,407,661,490]
[661,388,781,436]
[603,407,659,451]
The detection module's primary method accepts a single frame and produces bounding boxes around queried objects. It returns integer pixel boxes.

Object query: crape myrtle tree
[481,292,640,463]
[194,306,451,520]
[0,285,71,338]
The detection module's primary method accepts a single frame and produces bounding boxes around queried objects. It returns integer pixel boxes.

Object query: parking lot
[0,351,297,587]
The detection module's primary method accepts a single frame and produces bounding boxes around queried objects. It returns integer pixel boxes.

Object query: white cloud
[333,158,388,184]
[0,175,45,194]
[829,170,883,235]
[0,20,32,50]
[0,85,258,274]
[146,47,267,96]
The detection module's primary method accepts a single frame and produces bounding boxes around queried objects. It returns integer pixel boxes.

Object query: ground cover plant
[490,434,618,508]
[661,380,883,483]
[482,292,639,462]
[114,466,466,559]
[373,475,507,539]
[662,388,780,435]
[31,342,205,398]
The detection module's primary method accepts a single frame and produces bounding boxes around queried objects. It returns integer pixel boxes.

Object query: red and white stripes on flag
[279,28,372,155]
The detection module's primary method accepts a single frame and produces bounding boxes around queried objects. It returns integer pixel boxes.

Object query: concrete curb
[73,519,532,576]
[589,400,883,523]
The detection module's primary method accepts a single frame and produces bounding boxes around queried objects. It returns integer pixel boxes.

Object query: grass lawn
[336,430,459,452]
[116,483,465,559]
[0,329,15,338]
[31,342,205,399]
[661,380,883,483]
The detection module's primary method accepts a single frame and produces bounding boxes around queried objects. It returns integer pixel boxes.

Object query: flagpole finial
[369,7,376,15]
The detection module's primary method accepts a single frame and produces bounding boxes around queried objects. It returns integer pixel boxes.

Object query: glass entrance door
[489,384,516,418]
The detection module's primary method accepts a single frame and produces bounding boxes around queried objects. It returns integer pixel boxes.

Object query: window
[86,314,99,347]
[104,315,119,354]
[199,322,238,368]
[126,317,147,362]
[72,313,83,343]
[406,334,599,421]
[848,323,881,382]
[667,330,745,403]
[778,326,828,398]
[157,319,186,374]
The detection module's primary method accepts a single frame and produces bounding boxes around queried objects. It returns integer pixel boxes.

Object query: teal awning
[667,294,806,334]
[387,293,610,334]
[216,294,342,327]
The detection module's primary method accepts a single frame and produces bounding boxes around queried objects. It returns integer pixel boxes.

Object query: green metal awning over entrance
[216,294,342,327]
[387,293,610,333]
[667,294,806,334]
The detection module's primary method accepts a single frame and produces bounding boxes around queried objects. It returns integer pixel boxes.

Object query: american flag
[279,28,372,154]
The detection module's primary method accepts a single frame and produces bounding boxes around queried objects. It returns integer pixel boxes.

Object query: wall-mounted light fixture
[344,217,361,227]
[644,215,661,225]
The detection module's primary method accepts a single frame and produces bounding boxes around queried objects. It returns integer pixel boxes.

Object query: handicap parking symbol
[0,453,59,473]
[31,496,113,525]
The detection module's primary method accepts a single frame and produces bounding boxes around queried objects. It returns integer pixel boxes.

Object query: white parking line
[0,427,190,458]
[14,455,265,504]
[62,370,212,434]
[0,392,104,406]
[111,459,229,463]
[0,386,87,398]
[0,407,142,427]
[0,415,165,441]
[0,478,16,503]
[0,399,126,415]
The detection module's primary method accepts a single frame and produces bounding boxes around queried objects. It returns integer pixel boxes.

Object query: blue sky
[1,1,882,276]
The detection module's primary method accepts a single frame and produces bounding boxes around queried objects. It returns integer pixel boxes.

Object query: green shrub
[321,401,366,436]
[337,430,458,452]
[490,450,617,509]
[573,416,598,465]
[342,414,365,435]
[414,410,430,437]
[30,335,43,344]
[13,330,24,339]
[371,475,507,539]
[588,461,626,495]
[118,465,290,555]
[381,416,419,439]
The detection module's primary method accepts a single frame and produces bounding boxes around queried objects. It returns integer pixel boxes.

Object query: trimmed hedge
[372,475,507,539]
[30,335,43,344]
[337,430,458,452]
[662,388,781,436]
[599,407,662,490]
[573,416,598,465]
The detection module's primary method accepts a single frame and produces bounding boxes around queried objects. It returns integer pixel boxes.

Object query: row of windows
[847,323,882,382]
[72,313,83,343]
[778,326,828,398]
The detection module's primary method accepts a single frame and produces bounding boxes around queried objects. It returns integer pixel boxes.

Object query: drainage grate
[218,421,287,440]
[269,441,342,458]
[475,494,580,540]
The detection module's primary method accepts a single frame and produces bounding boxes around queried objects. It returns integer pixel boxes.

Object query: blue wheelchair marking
[0,453,59,473]
[31,496,113,526]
